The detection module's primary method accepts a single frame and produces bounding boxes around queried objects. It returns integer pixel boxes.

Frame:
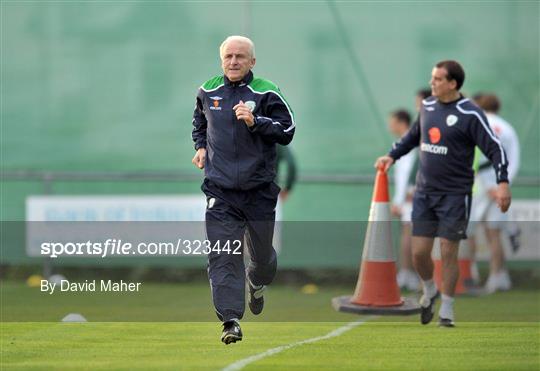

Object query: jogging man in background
[387,109,419,291]
[468,93,520,293]
[375,60,511,327]
[191,35,295,344]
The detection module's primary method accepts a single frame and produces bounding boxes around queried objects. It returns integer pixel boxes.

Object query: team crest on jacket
[245,100,256,112]
[210,96,222,111]
[446,114,458,126]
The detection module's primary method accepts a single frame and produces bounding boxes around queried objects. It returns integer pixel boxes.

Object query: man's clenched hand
[495,182,512,213]
[374,155,395,172]
[233,100,255,127]
[192,148,206,169]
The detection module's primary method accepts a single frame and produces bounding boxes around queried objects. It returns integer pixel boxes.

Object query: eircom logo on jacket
[421,127,448,155]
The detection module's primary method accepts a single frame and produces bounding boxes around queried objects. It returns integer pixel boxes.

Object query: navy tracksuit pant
[202,179,280,322]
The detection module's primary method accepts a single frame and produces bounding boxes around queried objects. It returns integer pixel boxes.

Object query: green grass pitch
[1,282,539,370]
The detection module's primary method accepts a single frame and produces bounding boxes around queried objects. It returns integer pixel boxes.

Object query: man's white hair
[220,35,256,59]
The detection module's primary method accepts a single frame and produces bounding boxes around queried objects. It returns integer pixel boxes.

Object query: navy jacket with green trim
[192,71,295,190]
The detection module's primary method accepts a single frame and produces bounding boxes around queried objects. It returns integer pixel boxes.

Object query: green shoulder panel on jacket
[249,77,281,94]
[249,77,294,119]
[201,75,224,91]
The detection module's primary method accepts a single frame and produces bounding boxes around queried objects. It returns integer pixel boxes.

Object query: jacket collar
[224,70,253,87]
[437,93,464,106]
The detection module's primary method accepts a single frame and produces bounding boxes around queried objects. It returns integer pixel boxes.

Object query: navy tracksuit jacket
[388,95,509,239]
[192,71,295,321]
[389,96,508,194]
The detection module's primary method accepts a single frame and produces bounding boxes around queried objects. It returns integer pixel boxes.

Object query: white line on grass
[222,317,373,371]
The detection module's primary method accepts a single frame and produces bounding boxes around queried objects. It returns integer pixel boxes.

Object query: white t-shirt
[477,113,520,188]
[393,149,417,206]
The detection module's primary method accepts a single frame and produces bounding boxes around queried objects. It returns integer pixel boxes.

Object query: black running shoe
[221,320,242,344]
[248,281,265,315]
[420,291,440,325]
[438,317,455,328]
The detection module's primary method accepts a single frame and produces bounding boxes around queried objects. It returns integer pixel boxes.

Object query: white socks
[422,279,437,299]
[439,294,455,320]
[419,279,437,307]
[420,280,455,321]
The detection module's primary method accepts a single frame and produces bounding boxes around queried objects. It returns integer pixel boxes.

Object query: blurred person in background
[468,93,521,293]
[415,88,432,112]
[375,60,511,327]
[191,35,295,344]
[276,145,297,202]
[392,88,431,291]
[388,109,420,291]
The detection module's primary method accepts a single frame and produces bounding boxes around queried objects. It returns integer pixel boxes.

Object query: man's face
[221,40,256,82]
[430,67,456,97]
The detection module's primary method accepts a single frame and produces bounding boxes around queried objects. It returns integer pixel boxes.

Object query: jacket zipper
[231,85,240,189]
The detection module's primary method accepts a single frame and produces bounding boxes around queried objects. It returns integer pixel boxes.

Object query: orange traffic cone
[433,239,484,296]
[333,169,421,315]
[352,168,402,306]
